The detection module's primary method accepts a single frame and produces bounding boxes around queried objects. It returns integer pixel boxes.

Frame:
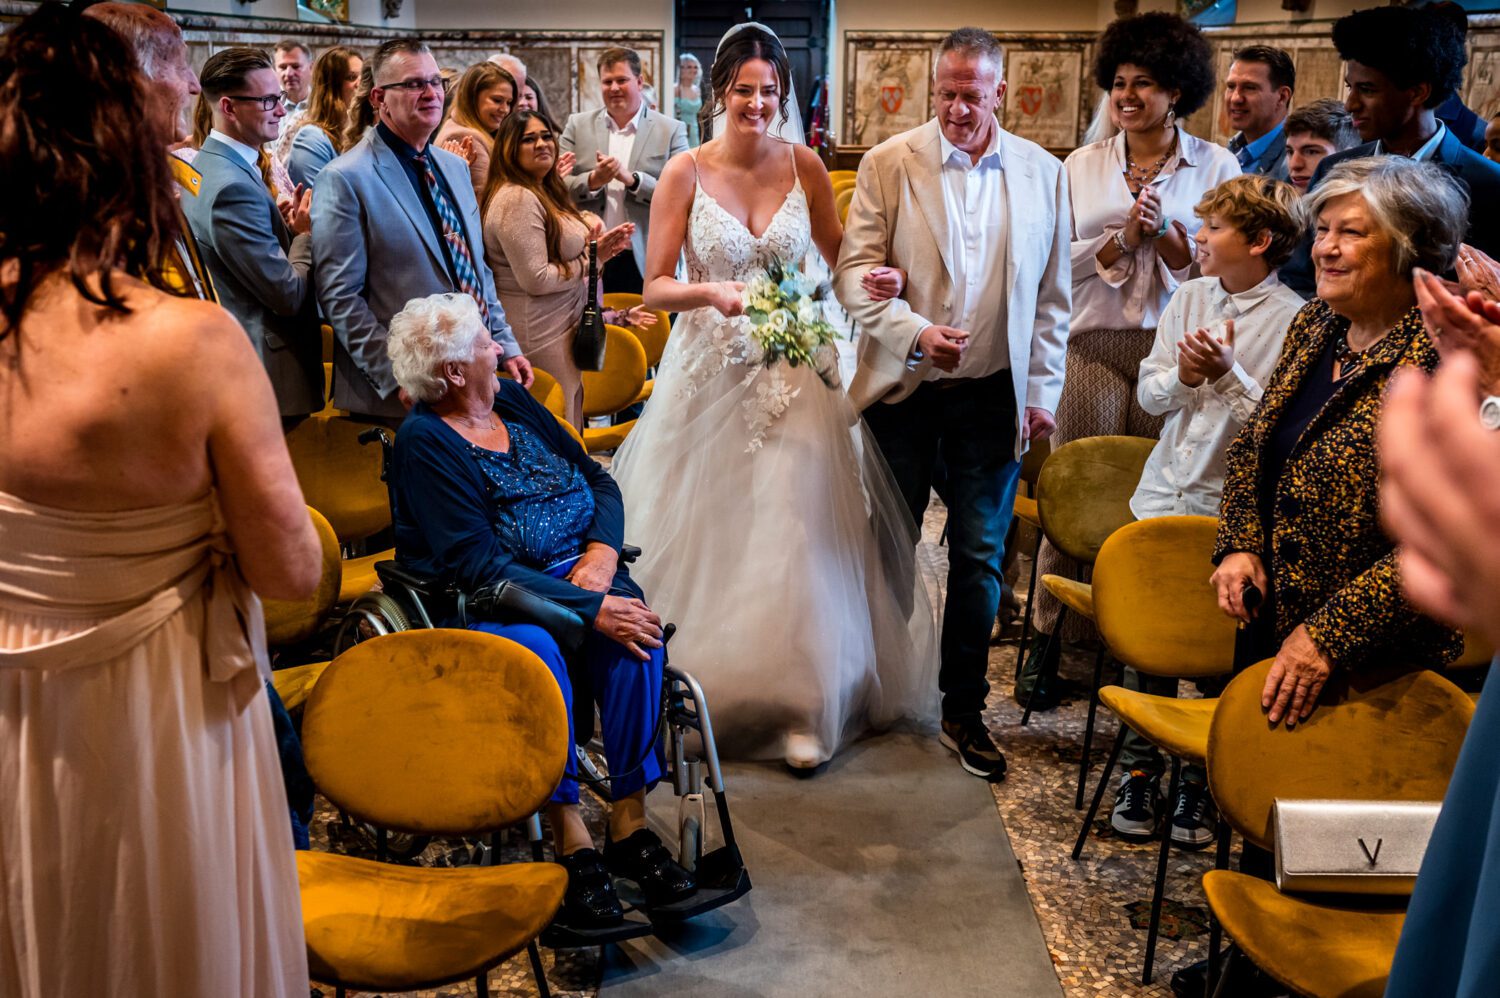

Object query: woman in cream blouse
[1020,11,1241,700]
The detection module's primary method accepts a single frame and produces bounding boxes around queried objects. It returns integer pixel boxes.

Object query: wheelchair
[334,428,752,949]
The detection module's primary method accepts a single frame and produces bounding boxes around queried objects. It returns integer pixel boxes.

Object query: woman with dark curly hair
[1019,12,1241,705]
[0,6,318,995]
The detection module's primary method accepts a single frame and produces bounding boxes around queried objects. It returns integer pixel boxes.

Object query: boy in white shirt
[1112,175,1305,847]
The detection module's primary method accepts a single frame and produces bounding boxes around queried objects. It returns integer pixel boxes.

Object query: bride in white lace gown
[610,24,938,769]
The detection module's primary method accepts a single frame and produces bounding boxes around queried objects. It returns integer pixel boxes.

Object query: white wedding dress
[610,156,939,764]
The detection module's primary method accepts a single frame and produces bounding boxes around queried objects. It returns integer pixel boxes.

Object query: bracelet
[1147,218,1171,240]
[1112,229,1130,255]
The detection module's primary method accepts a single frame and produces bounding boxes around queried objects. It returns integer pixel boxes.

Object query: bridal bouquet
[741,260,841,387]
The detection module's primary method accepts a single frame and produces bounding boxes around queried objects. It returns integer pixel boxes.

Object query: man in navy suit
[1281,5,1500,298]
[183,46,322,425]
[313,39,531,424]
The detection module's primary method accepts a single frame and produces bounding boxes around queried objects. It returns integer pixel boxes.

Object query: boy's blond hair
[1193,175,1302,269]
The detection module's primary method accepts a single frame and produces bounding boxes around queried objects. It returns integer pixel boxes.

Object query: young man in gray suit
[834,28,1071,781]
[313,39,531,424]
[560,47,689,294]
[182,46,322,426]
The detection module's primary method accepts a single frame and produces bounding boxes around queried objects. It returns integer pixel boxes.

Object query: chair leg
[477,968,489,997]
[1014,532,1042,680]
[1206,814,1233,993]
[1073,725,1126,860]
[1143,756,1183,985]
[528,940,552,998]
[1075,646,1108,809]
[1021,605,1068,727]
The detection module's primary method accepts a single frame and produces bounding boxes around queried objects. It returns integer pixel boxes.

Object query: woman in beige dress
[0,10,320,996]
[482,109,651,426]
[435,61,517,202]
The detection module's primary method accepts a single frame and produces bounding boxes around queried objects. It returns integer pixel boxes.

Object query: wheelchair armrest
[375,560,456,599]
[621,545,641,564]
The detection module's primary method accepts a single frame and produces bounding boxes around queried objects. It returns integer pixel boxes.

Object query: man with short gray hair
[835,25,1071,781]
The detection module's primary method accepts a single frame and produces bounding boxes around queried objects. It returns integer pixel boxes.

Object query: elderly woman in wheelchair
[385,293,696,929]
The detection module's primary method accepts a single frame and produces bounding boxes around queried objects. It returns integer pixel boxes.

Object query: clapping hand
[590,152,628,190]
[861,266,906,302]
[1381,354,1500,653]
[439,134,478,166]
[917,325,970,372]
[556,150,576,178]
[1457,244,1500,303]
[1414,267,1500,394]
[1123,186,1161,249]
[1177,320,1236,384]
[278,184,312,236]
[595,222,635,264]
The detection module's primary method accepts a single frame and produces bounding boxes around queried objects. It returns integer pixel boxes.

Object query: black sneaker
[555,848,623,928]
[603,828,696,907]
[939,717,1008,781]
[1169,780,1218,850]
[1013,634,1065,711]
[1110,769,1162,840]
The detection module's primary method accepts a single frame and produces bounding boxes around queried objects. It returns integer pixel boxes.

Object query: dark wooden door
[675,0,830,140]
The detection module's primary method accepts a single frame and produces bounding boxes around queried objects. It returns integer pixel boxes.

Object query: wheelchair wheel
[333,591,411,654]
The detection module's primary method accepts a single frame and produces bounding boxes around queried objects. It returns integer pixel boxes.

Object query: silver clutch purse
[1272,798,1441,895]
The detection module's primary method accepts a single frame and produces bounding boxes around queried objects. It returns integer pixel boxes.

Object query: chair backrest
[263,506,343,646]
[301,629,570,835]
[1035,435,1156,563]
[321,323,334,364]
[827,169,857,186]
[1207,659,1474,850]
[525,368,567,420]
[831,176,856,196]
[836,186,855,226]
[1093,516,1236,679]
[603,292,671,368]
[284,413,393,543]
[580,325,648,418]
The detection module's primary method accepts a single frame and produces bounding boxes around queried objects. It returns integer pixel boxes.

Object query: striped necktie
[414,152,489,321]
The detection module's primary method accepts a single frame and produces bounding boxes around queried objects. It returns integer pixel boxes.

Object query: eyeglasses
[518,131,555,146]
[225,91,288,112]
[377,75,450,94]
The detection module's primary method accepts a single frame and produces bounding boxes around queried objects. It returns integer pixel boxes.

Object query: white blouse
[1129,271,1306,519]
[1064,126,1242,334]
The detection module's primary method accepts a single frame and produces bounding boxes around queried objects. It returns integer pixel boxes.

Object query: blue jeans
[466,555,664,804]
[863,370,1023,720]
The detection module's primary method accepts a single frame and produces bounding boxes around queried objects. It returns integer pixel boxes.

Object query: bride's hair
[702,25,791,140]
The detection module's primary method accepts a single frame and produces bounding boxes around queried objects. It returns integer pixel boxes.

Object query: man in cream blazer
[834,27,1070,782]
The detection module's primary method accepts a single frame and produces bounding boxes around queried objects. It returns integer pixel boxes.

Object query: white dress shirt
[1130,271,1305,518]
[1064,127,1242,334]
[932,126,1010,379]
[594,102,646,231]
[208,128,260,169]
[1375,120,1447,161]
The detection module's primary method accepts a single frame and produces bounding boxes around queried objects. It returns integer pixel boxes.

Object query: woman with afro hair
[1018,12,1240,703]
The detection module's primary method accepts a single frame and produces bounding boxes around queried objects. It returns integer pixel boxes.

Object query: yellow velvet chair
[297,629,570,998]
[827,169,857,186]
[284,414,394,602]
[835,186,855,226]
[265,507,341,711]
[1200,659,1474,998]
[602,292,671,406]
[579,325,647,453]
[1022,435,1155,727]
[1011,437,1051,667]
[1069,515,1236,983]
[525,368,568,421]
[321,323,334,364]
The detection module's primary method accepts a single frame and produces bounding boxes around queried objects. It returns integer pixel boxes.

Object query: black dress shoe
[555,848,623,928]
[1171,956,1288,998]
[604,828,696,907]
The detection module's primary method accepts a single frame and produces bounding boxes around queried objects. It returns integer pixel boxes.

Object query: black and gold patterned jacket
[1213,299,1462,671]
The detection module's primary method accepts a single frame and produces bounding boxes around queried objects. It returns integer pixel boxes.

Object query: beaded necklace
[1122,132,1178,193]
[1330,334,1366,381]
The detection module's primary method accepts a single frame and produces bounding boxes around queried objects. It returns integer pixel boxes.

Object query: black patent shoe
[556,848,624,928]
[604,828,696,907]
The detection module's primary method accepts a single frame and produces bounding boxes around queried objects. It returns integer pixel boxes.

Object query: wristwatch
[1481,395,1500,431]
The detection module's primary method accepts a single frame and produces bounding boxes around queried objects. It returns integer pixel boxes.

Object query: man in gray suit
[313,38,531,424]
[182,46,322,425]
[1224,45,1294,180]
[560,47,689,294]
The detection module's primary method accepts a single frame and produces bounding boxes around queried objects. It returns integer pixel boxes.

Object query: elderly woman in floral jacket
[1210,158,1467,729]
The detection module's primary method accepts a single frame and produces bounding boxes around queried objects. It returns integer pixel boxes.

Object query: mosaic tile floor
[298,499,1218,998]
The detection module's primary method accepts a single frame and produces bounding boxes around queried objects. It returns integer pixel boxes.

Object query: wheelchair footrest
[646,849,751,923]
[541,913,655,949]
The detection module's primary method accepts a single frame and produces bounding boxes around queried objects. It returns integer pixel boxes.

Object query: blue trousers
[467,620,665,805]
[864,369,1023,720]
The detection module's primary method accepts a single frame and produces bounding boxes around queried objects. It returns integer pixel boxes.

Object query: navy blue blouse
[393,380,639,623]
